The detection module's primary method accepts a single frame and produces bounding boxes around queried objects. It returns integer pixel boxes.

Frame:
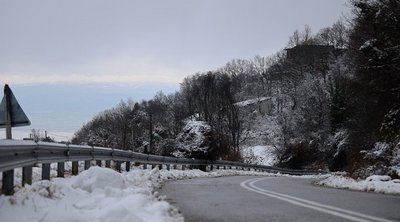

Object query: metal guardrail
[0,140,326,195]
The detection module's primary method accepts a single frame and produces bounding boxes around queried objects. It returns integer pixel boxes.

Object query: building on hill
[285,45,344,70]
[234,97,273,116]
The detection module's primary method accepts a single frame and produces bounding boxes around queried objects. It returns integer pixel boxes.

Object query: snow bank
[72,166,126,192]
[317,174,400,195]
[2,163,362,222]
[0,166,183,222]
[2,162,324,222]
[160,169,281,180]
[1,163,296,222]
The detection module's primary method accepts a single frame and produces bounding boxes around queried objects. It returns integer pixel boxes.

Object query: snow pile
[72,166,126,192]
[0,166,183,222]
[1,164,294,222]
[2,159,398,221]
[317,174,400,194]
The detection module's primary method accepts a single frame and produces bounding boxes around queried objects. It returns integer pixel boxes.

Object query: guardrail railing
[0,140,326,195]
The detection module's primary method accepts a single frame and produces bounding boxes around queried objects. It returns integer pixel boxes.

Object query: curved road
[160,176,400,222]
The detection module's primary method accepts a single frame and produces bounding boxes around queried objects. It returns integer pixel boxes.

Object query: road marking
[240,178,395,222]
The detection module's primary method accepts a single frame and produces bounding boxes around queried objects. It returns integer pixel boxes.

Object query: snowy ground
[239,114,283,166]
[316,174,400,195]
[0,164,281,222]
[2,165,400,222]
[241,145,277,166]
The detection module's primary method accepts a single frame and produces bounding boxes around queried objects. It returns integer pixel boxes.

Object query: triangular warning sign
[0,85,31,128]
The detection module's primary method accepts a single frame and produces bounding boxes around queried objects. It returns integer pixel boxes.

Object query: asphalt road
[160,176,400,222]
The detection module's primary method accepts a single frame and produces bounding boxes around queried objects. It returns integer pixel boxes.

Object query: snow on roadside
[0,166,183,222]
[9,164,399,222]
[0,165,293,222]
[317,174,400,195]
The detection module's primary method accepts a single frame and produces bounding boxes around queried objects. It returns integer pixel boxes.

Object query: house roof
[234,97,271,107]
[285,44,335,51]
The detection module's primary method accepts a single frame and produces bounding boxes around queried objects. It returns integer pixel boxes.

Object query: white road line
[240,178,395,222]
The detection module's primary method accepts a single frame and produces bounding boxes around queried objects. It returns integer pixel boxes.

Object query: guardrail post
[2,170,14,195]
[210,165,214,171]
[126,161,131,172]
[84,160,90,170]
[42,163,51,180]
[57,162,65,177]
[182,165,185,170]
[143,163,147,169]
[96,160,102,167]
[72,161,79,175]
[216,165,219,170]
[199,165,207,172]
[106,160,111,168]
[229,166,232,170]
[115,161,121,172]
[22,166,33,185]
[173,164,177,170]
[166,164,170,171]
[158,164,163,170]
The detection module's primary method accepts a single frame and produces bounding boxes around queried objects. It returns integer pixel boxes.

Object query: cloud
[1,73,182,85]
[0,54,192,85]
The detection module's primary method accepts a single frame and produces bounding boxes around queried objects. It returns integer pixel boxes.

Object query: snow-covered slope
[242,145,277,166]
[239,110,283,166]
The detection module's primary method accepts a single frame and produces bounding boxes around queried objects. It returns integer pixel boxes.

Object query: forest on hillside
[72,0,400,178]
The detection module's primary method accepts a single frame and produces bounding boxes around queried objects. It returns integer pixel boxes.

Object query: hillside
[72,0,400,178]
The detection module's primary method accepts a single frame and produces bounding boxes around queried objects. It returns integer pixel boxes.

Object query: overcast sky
[0,0,350,140]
